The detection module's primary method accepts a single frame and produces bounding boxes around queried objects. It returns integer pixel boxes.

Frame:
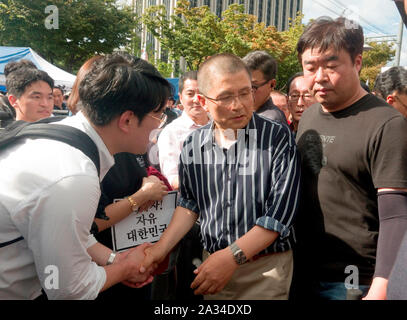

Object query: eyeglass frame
[251,79,270,91]
[199,89,255,107]
[288,92,314,102]
[148,112,168,129]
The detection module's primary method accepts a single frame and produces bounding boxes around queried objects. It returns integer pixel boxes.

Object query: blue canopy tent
[0,46,76,92]
[166,77,179,102]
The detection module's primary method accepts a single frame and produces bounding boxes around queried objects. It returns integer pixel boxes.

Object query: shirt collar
[181,111,207,129]
[200,115,256,148]
[60,111,115,181]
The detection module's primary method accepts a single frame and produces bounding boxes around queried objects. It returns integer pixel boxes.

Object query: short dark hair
[297,16,364,63]
[79,51,172,126]
[286,72,304,95]
[242,50,278,81]
[4,59,37,77]
[53,85,65,95]
[179,71,197,94]
[373,67,407,99]
[6,67,54,98]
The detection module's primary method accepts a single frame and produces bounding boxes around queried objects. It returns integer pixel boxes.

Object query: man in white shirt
[0,52,172,299]
[157,71,209,190]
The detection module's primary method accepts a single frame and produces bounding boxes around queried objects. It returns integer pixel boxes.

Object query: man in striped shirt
[141,53,301,300]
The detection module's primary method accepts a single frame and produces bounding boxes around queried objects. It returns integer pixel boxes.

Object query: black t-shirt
[295,93,407,284]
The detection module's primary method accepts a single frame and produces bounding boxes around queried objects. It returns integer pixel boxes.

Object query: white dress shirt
[0,111,114,299]
[157,111,207,186]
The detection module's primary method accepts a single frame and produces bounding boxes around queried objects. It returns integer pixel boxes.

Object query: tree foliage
[0,0,135,73]
[142,0,291,76]
[360,42,395,89]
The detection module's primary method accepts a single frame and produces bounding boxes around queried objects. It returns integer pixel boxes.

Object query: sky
[302,0,407,66]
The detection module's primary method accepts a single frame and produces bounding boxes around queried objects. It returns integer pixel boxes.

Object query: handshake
[114,242,168,288]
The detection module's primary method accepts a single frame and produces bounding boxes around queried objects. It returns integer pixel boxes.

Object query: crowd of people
[1,16,407,300]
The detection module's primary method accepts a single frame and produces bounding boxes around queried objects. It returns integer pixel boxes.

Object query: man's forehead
[182,79,198,91]
[302,47,341,63]
[290,77,312,92]
[24,80,53,94]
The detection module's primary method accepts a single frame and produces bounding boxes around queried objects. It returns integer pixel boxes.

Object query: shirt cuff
[177,197,199,214]
[86,234,98,249]
[256,216,291,238]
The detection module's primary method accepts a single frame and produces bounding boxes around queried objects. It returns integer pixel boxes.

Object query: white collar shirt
[0,111,114,299]
[157,111,207,186]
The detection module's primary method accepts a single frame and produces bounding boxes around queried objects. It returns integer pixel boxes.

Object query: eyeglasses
[148,112,167,129]
[251,79,270,91]
[200,89,254,107]
[288,93,314,102]
[394,95,407,110]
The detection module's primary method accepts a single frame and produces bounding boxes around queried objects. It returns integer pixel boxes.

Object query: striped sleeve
[177,135,199,214]
[256,126,301,238]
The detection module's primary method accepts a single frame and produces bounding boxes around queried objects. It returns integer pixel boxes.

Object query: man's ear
[197,94,209,111]
[8,94,18,109]
[386,95,395,105]
[270,79,277,90]
[117,110,135,134]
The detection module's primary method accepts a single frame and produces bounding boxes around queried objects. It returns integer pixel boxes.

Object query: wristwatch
[229,242,247,265]
[106,252,117,265]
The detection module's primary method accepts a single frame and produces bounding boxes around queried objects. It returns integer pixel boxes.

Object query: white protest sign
[111,191,177,252]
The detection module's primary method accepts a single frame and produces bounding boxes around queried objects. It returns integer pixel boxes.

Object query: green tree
[0,0,135,73]
[142,0,290,73]
[277,14,305,92]
[360,41,395,89]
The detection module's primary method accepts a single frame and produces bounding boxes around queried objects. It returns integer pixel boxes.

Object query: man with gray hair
[243,50,287,123]
[141,53,300,300]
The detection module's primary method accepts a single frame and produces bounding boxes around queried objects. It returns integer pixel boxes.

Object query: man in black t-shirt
[293,17,407,300]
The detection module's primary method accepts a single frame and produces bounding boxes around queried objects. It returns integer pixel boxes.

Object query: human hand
[139,242,167,274]
[190,248,238,295]
[123,243,156,284]
[140,176,168,201]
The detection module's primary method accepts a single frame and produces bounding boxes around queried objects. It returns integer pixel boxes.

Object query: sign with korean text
[111,191,177,252]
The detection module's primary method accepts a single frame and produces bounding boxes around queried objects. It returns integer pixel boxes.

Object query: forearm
[100,260,133,292]
[95,189,150,232]
[87,242,114,266]
[155,206,198,256]
[234,225,279,259]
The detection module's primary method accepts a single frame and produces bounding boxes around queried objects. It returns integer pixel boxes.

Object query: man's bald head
[197,53,251,95]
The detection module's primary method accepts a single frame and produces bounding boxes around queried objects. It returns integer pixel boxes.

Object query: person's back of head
[79,51,171,126]
[374,67,407,117]
[67,56,103,115]
[374,67,407,99]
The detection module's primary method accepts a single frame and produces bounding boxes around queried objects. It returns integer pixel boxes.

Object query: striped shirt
[178,112,301,255]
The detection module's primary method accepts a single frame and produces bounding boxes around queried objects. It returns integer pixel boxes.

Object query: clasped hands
[138,244,238,295]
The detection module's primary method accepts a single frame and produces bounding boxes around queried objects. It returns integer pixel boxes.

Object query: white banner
[111,191,177,252]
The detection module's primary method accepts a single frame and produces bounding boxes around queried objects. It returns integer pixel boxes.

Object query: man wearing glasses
[141,53,301,300]
[286,72,317,134]
[243,50,287,124]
